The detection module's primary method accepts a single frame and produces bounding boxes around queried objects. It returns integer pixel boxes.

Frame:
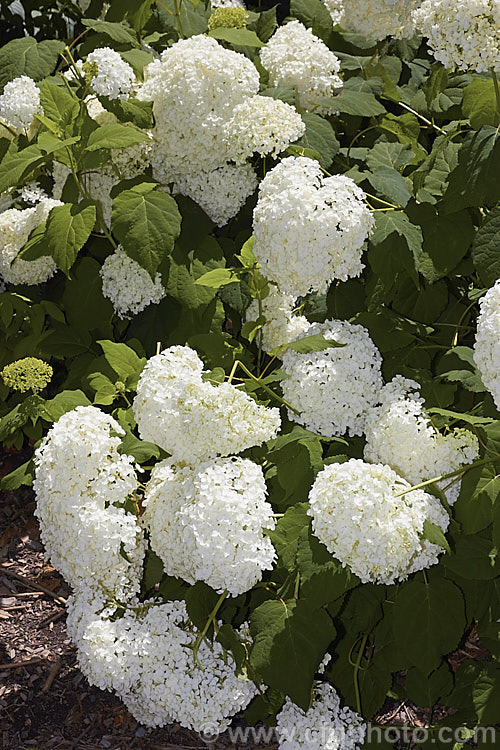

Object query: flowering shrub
[1,0,500,743]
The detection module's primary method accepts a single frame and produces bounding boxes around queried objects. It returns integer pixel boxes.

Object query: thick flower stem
[490,69,500,125]
[353,633,368,716]
[394,455,500,498]
[192,589,228,667]
[229,360,301,415]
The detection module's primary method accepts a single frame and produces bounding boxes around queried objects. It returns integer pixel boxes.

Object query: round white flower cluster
[260,21,343,115]
[325,0,420,40]
[246,287,309,353]
[143,457,276,596]
[308,458,450,584]
[0,197,62,285]
[137,35,260,224]
[33,406,145,600]
[281,319,383,437]
[86,47,135,100]
[413,0,500,73]
[364,376,479,504]
[20,181,48,205]
[211,0,246,7]
[223,95,305,164]
[253,157,374,297]
[276,681,366,750]
[173,162,259,227]
[100,246,165,319]
[474,280,500,409]
[67,595,257,731]
[133,345,281,463]
[0,75,43,131]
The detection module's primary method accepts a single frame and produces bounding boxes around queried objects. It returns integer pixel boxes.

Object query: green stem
[257,294,264,375]
[293,571,300,600]
[490,69,500,125]
[396,101,447,135]
[172,0,185,38]
[192,589,228,667]
[363,191,401,209]
[394,455,500,498]
[233,360,301,415]
[353,633,368,715]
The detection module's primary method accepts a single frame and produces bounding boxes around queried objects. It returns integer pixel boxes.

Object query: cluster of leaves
[0,0,499,744]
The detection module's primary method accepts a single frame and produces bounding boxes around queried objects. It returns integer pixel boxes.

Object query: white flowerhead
[0,197,62,285]
[276,681,366,750]
[173,163,258,226]
[281,319,383,437]
[100,246,165,319]
[245,287,310,353]
[364,376,479,504]
[308,458,450,585]
[0,75,43,130]
[260,21,342,115]
[223,95,305,164]
[474,280,500,409]
[143,457,276,596]
[253,157,374,297]
[86,47,135,100]
[413,0,500,73]
[211,0,246,7]
[67,595,257,731]
[133,345,281,463]
[137,35,259,179]
[325,0,421,41]
[33,406,145,600]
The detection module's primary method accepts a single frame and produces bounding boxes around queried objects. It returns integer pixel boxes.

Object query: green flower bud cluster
[208,7,248,30]
[1,357,53,394]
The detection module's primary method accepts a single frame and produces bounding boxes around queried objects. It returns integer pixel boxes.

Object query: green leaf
[328,90,386,116]
[88,372,118,406]
[98,340,146,384]
[81,18,139,46]
[112,184,182,278]
[0,459,34,490]
[367,166,412,207]
[296,114,339,169]
[85,123,151,152]
[43,390,91,422]
[444,535,499,580]
[370,211,423,280]
[437,347,485,393]
[423,63,449,109]
[278,333,345,355]
[20,201,97,276]
[268,503,310,572]
[39,81,79,130]
[410,204,475,283]
[0,37,65,92]
[455,463,498,534]
[61,257,113,332]
[119,429,160,462]
[97,96,153,129]
[365,142,414,171]
[297,527,359,608]
[194,268,237,288]
[249,599,335,709]
[289,0,333,43]
[207,27,264,46]
[405,663,454,707]
[462,78,500,129]
[447,661,500,725]
[393,579,466,674]
[442,126,500,211]
[422,519,450,554]
[0,143,44,193]
[143,550,165,591]
[472,204,500,287]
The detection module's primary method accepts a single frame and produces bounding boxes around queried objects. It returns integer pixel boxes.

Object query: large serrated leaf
[0,37,64,93]
[471,204,500,287]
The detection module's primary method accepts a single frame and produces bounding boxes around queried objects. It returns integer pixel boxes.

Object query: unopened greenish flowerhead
[208,7,248,30]
[1,357,53,394]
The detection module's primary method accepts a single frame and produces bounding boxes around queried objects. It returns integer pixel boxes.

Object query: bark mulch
[0,449,491,750]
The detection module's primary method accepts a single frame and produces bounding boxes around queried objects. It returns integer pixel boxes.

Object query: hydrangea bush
[1,0,500,744]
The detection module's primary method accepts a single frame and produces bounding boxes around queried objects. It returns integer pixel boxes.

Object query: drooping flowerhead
[85,47,136,100]
[260,21,342,114]
[33,406,145,600]
[364,376,479,504]
[100,246,165,319]
[276,680,366,750]
[253,157,374,297]
[0,75,43,130]
[1,357,53,394]
[413,0,500,73]
[0,197,62,285]
[133,345,281,463]
[281,319,383,437]
[474,280,500,409]
[143,457,276,596]
[67,595,258,731]
[308,458,450,585]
